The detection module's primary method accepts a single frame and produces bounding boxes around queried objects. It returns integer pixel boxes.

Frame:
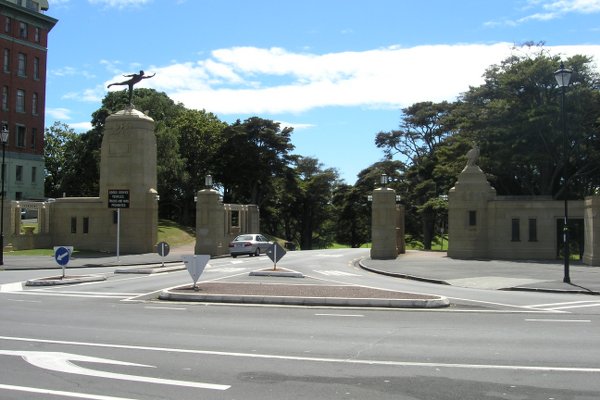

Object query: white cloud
[63,85,105,103]
[275,121,315,131]
[88,0,151,9]
[69,121,93,132]
[540,0,600,14]
[46,107,72,120]
[143,43,520,115]
[89,43,600,116]
[493,0,600,25]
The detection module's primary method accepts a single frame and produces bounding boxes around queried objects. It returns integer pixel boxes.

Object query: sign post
[156,241,170,267]
[108,189,129,262]
[54,246,73,279]
[266,242,286,270]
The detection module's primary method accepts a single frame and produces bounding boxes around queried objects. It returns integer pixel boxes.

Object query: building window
[71,217,77,233]
[511,218,520,241]
[528,218,538,242]
[231,210,240,227]
[30,127,36,149]
[4,17,11,34]
[17,53,26,76]
[3,49,10,73]
[33,57,39,79]
[468,210,477,226]
[32,92,38,115]
[15,191,22,200]
[16,125,25,147]
[16,89,25,113]
[31,166,37,183]
[34,27,40,42]
[19,22,28,39]
[16,165,23,182]
[83,217,89,234]
[2,86,8,111]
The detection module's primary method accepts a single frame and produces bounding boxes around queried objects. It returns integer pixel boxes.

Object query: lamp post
[380,173,388,187]
[0,125,8,266]
[554,62,572,284]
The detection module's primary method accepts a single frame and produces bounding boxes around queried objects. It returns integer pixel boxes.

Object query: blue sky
[45,0,600,184]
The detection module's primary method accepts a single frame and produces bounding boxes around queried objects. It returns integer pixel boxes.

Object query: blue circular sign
[54,246,71,266]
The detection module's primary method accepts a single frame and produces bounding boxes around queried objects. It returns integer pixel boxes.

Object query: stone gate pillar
[583,195,600,266]
[98,107,158,253]
[195,188,225,256]
[371,187,398,259]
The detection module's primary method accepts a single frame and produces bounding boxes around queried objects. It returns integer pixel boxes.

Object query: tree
[331,183,370,248]
[44,121,77,198]
[173,109,227,225]
[292,157,339,249]
[375,101,456,249]
[215,117,295,209]
[454,48,600,198]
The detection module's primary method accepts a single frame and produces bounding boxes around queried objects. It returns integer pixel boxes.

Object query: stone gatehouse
[448,159,599,266]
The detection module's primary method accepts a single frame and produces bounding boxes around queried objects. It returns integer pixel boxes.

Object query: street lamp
[380,173,388,187]
[0,125,8,266]
[554,61,572,284]
[205,174,213,189]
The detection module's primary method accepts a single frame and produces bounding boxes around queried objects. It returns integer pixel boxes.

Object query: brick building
[0,0,56,201]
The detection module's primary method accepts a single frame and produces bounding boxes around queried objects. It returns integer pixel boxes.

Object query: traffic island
[25,275,107,286]
[159,282,450,308]
[249,267,304,278]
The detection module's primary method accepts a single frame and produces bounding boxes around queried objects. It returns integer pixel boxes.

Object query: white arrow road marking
[0,383,140,400]
[0,282,23,293]
[0,350,230,391]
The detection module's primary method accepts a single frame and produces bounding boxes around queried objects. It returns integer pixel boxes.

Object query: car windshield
[235,235,254,241]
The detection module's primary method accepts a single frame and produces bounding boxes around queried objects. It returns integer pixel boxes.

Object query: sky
[44,0,600,184]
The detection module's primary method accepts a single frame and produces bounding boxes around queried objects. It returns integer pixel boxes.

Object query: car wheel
[232,254,237,258]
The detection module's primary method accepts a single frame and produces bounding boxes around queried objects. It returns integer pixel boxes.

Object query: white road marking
[0,350,230,391]
[313,270,361,277]
[5,298,41,303]
[144,306,187,311]
[447,296,567,313]
[526,301,600,311]
[315,313,364,317]
[0,282,23,293]
[7,291,131,299]
[206,267,248,273]
[525,319,591,323]
[0,383,140,400]
[1,335,598,373]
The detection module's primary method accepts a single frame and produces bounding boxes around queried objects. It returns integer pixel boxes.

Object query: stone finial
[466,144,480,167]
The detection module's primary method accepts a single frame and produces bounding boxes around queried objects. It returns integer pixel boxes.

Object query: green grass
[157,219,195,247]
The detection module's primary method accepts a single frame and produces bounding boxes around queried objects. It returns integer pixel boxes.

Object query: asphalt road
[1,248,600,399]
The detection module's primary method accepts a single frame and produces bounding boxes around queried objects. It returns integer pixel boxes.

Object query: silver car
[229,234,271,258]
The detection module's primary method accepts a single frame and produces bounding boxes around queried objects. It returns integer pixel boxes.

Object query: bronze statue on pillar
[107,70,155,105]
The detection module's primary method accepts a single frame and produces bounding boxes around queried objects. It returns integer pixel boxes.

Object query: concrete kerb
[25,274,107,286]
[114,263,185,274]
[159,290,450,308]
[249,269,305,278]
[358,259,451,286]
